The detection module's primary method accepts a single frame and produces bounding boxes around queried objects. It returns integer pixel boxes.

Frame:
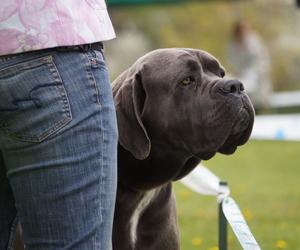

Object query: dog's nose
[219,80,244,95]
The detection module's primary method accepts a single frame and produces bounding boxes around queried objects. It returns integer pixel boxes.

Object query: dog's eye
[220,69,225,78]
[180,77,195,86]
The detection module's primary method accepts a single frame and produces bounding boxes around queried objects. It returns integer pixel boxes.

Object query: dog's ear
[113,69,151,160]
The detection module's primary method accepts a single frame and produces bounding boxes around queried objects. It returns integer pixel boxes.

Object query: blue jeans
[0,47,118,249]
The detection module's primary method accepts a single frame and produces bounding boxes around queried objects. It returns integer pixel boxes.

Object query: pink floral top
[0,0,115,56]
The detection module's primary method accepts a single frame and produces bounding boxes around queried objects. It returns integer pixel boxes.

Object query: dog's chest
[129,189,158,246]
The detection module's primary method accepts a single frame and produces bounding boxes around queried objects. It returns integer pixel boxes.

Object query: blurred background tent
[104,0,300,249]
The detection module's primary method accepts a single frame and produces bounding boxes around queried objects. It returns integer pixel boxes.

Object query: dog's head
[113,48,254,161]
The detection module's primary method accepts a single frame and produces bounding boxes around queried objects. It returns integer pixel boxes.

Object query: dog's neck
[117,142,201,191]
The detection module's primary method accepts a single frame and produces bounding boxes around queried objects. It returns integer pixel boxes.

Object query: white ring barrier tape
[181,165,224,196]
[180,165,261,250]
[222,197,261,250]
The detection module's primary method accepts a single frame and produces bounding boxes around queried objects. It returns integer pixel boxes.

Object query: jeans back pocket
[0,55,72,143]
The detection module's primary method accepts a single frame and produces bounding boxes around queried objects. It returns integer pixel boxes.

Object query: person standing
[227,20,272,111]
[0,1,118,249]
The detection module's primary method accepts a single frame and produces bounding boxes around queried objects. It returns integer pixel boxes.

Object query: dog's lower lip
[219,127,248,154]
[218,107,252,154]
[218,144,237,154]
[232,108,250,135]
[195,152,216,160]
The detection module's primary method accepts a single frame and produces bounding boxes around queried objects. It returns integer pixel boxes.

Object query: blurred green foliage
[107,0,235,6]
[109,0,300,91]
[108,0,182,4]
[174,140,300,249]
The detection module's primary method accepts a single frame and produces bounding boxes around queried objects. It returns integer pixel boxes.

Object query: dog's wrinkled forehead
[194,49,225,76]
[182,49,226,78]
[138,48,225,80]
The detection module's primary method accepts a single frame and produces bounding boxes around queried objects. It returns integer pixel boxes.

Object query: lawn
[174,140,300,250]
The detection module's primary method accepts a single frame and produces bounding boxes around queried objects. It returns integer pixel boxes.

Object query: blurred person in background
[227,20,273,112]
[0,1,118,249]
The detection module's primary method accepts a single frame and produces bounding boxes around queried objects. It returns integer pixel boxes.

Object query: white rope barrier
[180,165,261,250]
[222,196,260,250]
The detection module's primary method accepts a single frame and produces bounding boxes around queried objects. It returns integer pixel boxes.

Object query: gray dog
[112,48,255,250]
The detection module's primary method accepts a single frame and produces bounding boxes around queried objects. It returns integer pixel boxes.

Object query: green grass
[174,140,300,250]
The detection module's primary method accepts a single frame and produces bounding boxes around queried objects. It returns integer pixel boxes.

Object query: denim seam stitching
[82,52,102,106]
[49,55,73,117]
[99,106,104,225]
[91,68,101,105]
[0,55,52,75]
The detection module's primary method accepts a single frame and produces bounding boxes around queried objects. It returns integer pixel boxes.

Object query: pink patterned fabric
[0,0,115,56]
